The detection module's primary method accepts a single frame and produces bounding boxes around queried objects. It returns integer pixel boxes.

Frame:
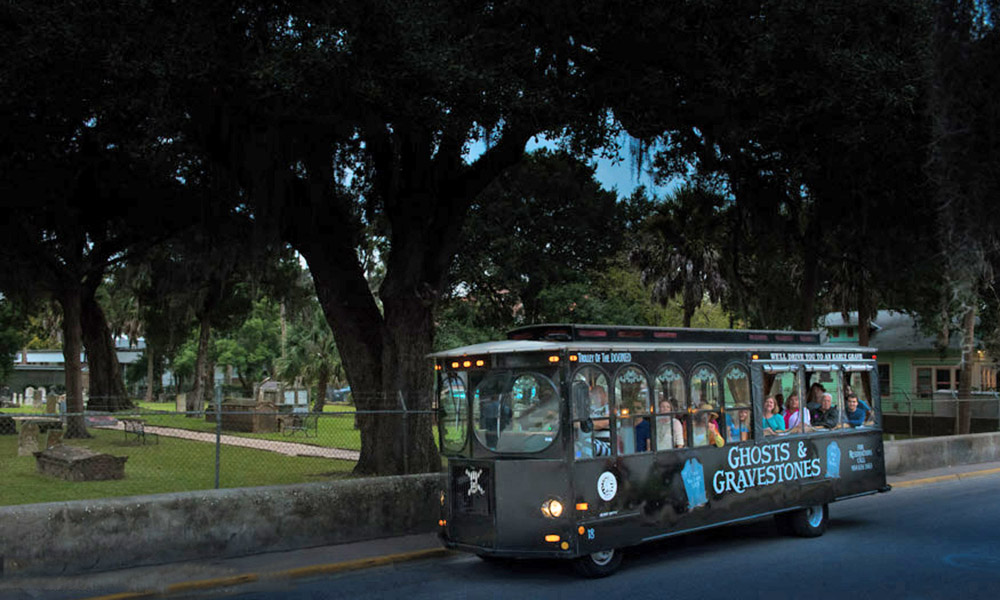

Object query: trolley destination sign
[765,352,867,361]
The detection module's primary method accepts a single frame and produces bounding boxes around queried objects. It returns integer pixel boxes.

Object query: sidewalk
[3,461,999,600]
[98,421,361,461]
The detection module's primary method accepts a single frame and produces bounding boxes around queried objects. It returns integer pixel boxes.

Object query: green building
[820,310,999,434]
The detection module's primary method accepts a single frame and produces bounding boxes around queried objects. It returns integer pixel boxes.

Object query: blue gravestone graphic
[682,458,708,509]
[826,441,841,479]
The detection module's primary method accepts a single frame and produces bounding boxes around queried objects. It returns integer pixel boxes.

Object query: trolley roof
[429,324,876,359]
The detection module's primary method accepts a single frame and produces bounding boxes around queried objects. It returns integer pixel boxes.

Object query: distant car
[328,386,351,403]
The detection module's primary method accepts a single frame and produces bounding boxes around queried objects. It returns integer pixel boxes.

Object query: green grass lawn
[1,401,442,507]
[0,427,355,506]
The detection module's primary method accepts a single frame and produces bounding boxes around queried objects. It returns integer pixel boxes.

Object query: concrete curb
[79,548,455,600]
[890,466,1000,489]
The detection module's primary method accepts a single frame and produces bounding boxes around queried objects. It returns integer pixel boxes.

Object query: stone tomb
[34,445,127,481]
[18,422,40,456]
[45,430,63,448]
[45,393,57,416]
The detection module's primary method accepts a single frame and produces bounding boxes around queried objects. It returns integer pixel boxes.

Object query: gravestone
[175,393,187,413]
[45,429,64,448]
[18,422,40,456]
[39,387,47,409]
[24,387,35,406]
[45,394,58,417]
[34,445,127,481]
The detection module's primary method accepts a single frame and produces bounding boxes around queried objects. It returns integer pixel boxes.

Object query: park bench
[121,418,158,445]
[279,411,318,438]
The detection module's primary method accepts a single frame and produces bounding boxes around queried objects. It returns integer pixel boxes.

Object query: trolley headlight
[541,498,564,519]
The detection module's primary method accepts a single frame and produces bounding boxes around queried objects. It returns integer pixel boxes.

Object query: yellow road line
[269,548,453,580]
[892,466,1000,488]
[165,573,259,594]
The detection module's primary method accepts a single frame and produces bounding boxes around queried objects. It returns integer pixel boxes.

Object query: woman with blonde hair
[762,395,786,436]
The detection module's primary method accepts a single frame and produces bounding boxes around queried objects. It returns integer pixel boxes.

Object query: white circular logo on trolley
[597,471,618,501]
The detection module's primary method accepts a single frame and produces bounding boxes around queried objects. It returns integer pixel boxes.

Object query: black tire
[573,548,624,578]
[778,504,829,538]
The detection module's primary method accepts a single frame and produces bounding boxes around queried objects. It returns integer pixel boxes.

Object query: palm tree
[277,303,344,412]
[631,185,729,327]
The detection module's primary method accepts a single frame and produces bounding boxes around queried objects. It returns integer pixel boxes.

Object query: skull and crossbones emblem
[465,468,485,496]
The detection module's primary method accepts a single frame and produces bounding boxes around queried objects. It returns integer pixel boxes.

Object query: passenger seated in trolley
[726,408,751,442]
[806,382,826,415]
[812,392,839,429]
[783,391,811,432]
[692,404,725,447]
[762,395,786,435]
[844,393,873,427]
[656,398,685,449]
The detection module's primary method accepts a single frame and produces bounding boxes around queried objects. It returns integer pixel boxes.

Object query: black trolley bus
[433,324,890,576]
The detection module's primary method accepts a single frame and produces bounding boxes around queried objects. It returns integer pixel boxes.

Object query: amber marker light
[476,359,485,367]
[561,542,570,550]
[576,503,589,511]
[569,355,579,362]
[578,526,586,535]
[752,354,759,360]
[548,355,560,363]
[438,519,447,527]
[434,364,442,371]
[451,361,460,369]
[462,360,471,368]
[544,534,561,543]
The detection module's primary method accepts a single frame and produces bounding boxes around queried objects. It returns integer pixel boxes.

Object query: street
[188,474,1000,600]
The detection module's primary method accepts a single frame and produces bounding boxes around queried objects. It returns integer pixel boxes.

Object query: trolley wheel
[573,548,623,578]
[776,503,829,538]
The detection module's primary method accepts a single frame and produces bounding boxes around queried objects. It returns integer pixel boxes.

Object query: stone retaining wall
[0,473,445,577]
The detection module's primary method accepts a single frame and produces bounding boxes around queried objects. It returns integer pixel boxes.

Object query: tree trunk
[60,285,89,438]
[81,293,132,412]
[145,347,155,404]
[313,366,329,413]
[358,292,440,475]
[682,301,695,328]
[798,242,820,331]
[956,305,976,435]
[857,287,872,348]
[190,315,212,414]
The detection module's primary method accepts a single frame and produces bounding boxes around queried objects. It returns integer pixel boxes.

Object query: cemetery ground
[0,402,372,507]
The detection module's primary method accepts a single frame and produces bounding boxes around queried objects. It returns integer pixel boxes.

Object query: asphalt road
[188,474,1000,600]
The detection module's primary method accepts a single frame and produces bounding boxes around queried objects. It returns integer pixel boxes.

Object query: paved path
[99,421,361,461]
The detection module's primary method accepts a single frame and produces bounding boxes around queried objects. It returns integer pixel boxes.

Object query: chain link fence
[0,389,440,508]
[881,390,1000,438]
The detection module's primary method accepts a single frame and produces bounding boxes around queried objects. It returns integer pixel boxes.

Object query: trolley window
[845,369,877,428]
[615,365,651,455]
[654,364,687,450]
[472,369,560,453]
[690,364,723,447]
[572,366,611,459]
[722,363,752,443]
[439,372,469,453]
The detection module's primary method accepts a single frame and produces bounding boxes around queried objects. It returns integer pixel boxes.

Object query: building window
[916,367,933,398]
[935,368,953,391]
[878,364,891,397]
